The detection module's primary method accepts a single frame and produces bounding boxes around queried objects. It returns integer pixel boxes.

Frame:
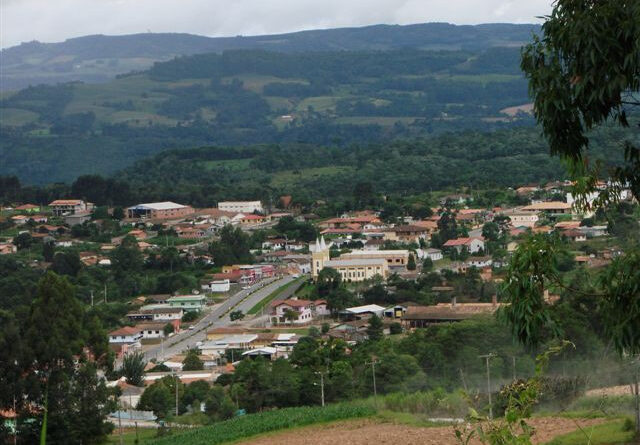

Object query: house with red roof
[238,214,266,225]
[270,299,329,324]
[442,237,485,254]
[108,326,143,344]
[15,203,40,212]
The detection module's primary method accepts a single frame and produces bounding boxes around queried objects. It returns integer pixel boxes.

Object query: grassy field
[107,427,157,444]
[0,107,39,126]
[334,116,418,126]
[544,418,637,445]
[202,158,253,171]
[221,74,308,94]
[270,166,354,188]
[294,96,342,113]
[248,277,304,315]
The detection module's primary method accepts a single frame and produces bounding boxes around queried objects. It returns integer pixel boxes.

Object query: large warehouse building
[127,202,195,219]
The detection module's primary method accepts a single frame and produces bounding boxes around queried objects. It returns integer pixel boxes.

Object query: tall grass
[371,390,468,418]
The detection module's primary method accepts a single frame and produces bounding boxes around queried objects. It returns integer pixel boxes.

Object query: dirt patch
[586,385,634,397]
[237,417,605,445]
[500,103,534,116]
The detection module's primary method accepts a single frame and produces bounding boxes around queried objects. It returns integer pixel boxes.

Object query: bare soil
[237,417,605,445]
[586,385,634,397]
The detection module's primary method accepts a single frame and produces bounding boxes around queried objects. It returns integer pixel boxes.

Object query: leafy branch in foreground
[522,0,640,207]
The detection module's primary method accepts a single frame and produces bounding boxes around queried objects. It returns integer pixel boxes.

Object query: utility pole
[365,359,379,407]
[12,393,17,445]
[90,290,94,307]
[175,373,179,418]
[12,360,17,445]
[104,283,107,304]
[633,355,640,435]
[512,356,517,381]
[117,405,123,445]
[458,368,468,392]
[315,371,326,407]
[479,353,496,419]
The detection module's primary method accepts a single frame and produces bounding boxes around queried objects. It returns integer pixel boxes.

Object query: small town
[1,174,639,443]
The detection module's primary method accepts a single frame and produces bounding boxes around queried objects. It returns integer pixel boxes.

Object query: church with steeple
[311,236,331,278]
[311,236,392,282]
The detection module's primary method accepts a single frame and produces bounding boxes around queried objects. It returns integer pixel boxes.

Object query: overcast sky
[1,0,553,49]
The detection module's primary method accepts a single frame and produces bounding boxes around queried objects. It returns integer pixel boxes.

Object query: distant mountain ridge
[0,22,539,90]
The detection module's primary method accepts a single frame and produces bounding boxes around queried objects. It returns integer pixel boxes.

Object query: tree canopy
[522,0,640,203]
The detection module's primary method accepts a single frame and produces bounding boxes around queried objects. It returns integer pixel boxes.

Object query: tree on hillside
[366,314,384,342]
[19,272,115,443]
[121,351,146,386]
[230,310,245,322]
[183,349,204,371]
[407,253,416,271]
[209,225,253,266]
[111,235,143,277]
[436,208,458,245]
[316,267,342,297]
[516,4,640,349]
[481,221,500,242]
[138,382,173,419]
[283,309,299,325]
[51,251,82,277]
[13,232,32,250]
[522,0,640,204]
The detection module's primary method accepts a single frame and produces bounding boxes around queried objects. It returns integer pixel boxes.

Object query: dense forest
[0,125,630,213]
[0,45,535,183]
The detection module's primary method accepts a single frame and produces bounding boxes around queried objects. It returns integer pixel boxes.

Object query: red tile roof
[443,237,483,247]
[49,199,84,205]
[109,326,140,336]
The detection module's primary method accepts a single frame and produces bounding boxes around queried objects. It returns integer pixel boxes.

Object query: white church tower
[311,236,330,279]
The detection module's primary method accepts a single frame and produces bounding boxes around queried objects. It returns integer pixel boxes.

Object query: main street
[143,274,296,361]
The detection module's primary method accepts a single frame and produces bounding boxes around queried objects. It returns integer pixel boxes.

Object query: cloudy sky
[1,0,553,49]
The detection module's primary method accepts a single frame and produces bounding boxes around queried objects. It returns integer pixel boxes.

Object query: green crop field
[148,403,375,445]
[544,418,637,445]
[0,107,39,126]
[334,116,418,126]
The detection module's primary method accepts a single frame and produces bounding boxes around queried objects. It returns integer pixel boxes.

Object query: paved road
[224,275,295,321]
[143,275,296,361]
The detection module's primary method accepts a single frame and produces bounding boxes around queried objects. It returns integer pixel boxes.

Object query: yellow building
[312,237,390,282]
[339,250,410,266]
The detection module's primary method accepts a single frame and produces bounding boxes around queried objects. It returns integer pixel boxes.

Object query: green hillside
[0,47,535,184]
[108,125,629,209]
[0,23,539,90]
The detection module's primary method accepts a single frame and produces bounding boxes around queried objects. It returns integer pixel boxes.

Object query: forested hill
[1,45,537,184]
[1,22,539,90]
[114,126,627,208]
